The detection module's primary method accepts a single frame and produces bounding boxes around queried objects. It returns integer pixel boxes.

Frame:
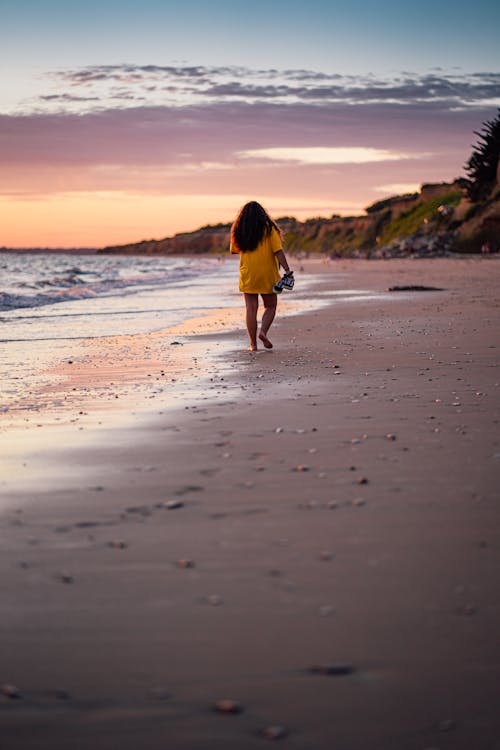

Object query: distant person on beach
[230,201,293,351]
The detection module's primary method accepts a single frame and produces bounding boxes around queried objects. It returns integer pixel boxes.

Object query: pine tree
[464,109,500,202]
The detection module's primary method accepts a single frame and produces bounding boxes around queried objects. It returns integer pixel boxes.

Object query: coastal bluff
[97,179,499,257]
[99,222,231,256]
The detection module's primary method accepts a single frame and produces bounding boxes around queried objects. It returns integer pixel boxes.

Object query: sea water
[0,252,240,417]
[0,252,237,331]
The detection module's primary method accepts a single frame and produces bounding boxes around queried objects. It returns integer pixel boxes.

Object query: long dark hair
[231,201,279,252]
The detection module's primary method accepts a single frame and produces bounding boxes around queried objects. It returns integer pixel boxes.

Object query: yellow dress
[230,227,282,294]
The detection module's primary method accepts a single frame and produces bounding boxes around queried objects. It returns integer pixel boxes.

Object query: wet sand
[1,258,499,749]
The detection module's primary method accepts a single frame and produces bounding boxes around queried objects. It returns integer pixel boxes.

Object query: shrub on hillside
[464,109,500,202]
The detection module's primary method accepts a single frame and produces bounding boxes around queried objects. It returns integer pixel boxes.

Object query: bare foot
[258,333,273,349]
[248,344,258,352]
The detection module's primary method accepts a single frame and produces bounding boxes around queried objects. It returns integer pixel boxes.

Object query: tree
[464,109,500,202]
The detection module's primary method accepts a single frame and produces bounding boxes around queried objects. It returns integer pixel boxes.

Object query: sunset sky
[1,0,499,248]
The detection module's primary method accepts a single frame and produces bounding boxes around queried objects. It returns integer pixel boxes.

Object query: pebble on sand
[309,663,355,676]
[260,724,288,740]
[1,684,21,699]
[299,500,319,510]
[126,505,151,516]
[58,572,74,584]
[148,686,171,701]
[164,500,184,510]
[293,465,310,472]
[458,604,477,616]
[319,605,334,617]
[207,594,223,606]
[438,719,456,732]
[214,699,243,714]
[54,689,71,701]
[352,498,366,507]
[176,559,195,569]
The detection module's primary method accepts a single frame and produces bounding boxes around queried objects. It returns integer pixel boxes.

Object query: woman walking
[230,201,293,351]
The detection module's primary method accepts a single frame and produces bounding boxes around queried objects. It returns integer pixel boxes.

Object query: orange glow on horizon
[0,193,235,249]
[0,192,364,249]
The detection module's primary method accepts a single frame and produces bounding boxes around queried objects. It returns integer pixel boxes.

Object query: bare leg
[259,293,277,349]
[244,293,259,350]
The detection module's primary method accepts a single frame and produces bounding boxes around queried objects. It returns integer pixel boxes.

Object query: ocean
[0,252,241,422]
[0,252,237,323]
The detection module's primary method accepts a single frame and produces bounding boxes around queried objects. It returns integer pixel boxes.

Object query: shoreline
[0,264,327,499]
[1,257,499,749]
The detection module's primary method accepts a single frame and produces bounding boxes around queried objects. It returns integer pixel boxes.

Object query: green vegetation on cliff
[378,192,462,245]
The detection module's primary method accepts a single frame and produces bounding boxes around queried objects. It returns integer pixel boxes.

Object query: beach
[1,257,499,749]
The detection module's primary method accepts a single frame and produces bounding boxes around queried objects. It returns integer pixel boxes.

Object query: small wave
[0,288,97,310]
[0,263,214,312]
[36,273,87,288]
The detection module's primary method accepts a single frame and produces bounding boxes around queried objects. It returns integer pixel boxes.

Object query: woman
[230,201,293,351]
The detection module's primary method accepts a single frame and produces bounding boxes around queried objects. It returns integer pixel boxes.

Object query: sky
[1,0,499,247]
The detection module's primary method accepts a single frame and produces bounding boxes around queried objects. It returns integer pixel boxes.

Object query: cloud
[374,183,422,195]
[0,99,476,169]
[1,62,497,210]
[31,64,500,113]
[0,97,490,196]
[238,147,426,164]
[40,94,101,102]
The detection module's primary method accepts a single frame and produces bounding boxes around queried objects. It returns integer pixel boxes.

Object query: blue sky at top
[3,0,500,81]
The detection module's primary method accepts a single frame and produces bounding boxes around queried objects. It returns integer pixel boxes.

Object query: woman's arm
[274,249,292,274]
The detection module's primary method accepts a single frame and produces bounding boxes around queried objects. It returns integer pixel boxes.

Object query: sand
[1,258,499,749]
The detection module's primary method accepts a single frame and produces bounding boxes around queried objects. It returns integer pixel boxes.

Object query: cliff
[99,222,231,255]
[98,179,499,258]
